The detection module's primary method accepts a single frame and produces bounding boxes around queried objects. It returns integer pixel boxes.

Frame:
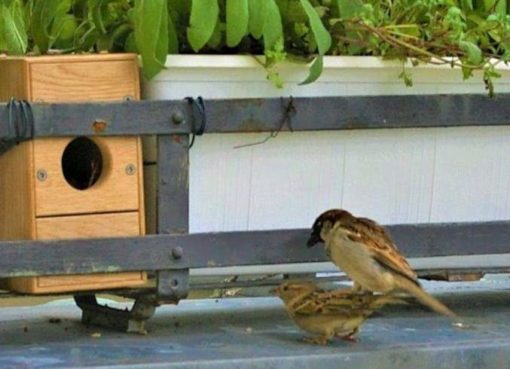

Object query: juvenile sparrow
[307,209,457,318]
[274,281,404,345]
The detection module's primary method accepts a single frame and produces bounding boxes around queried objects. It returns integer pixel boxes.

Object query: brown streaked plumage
[307,209,457,318]
[274,282,405,345]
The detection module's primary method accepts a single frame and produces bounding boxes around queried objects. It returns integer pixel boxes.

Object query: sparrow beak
[306,232,322,247]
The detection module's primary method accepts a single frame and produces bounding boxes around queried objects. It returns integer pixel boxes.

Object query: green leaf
[226,0,248,47]
[207,20,223,49]
[0,2,28,55]
[294,22,309,37]
[299,0,331,54]
[298,0,330,83]
[134,0,169,79]
[460,0,474,11]
[267,69,284,88]
[299,55,323,85]
[187,0,219,52]
[97,23,132,51]
[483,66,500,97]
[0,9,5,52]
[32,0,69,53]
[503,49,510,62]
[110,23,132,43]
[51,14,78,49]
[461,65,474,80]
[168,9,179,54]
[96,34,111,51]
[494,0,506,14]
[482,0,506,13]
[90,0,108,35]
[336,0,363,19]
[279,0,308,23]
[459,40,483,65]
[124,32,137,52]
[75,23,100,51]
[0,38,5,54]
[398,67,413,87]
[264,37,286,65]
[263,0,283,49]
[168,0,190,16]
[248,0,266,39]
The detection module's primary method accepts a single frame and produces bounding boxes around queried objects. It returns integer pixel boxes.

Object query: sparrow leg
[302,335,330,345]
[338,328,359,342]
[341,333,359,342]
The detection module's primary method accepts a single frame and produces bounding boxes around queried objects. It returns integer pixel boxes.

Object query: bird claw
[338,330,359,343]
[302,336,330,345]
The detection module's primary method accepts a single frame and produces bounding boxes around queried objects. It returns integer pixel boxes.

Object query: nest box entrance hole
[61,137,103,190]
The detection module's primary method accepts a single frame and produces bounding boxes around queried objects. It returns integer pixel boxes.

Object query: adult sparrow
[274,281,404,345]
[307,209,456,318]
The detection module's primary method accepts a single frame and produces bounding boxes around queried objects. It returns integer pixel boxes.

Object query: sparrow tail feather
[369,295,408,309]
[395,277,457,318]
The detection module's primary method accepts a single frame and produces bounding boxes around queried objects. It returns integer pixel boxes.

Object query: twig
[234,97,296,149]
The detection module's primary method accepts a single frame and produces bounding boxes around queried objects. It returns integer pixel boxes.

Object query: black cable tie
[6,98,33,144]
[185,96,207,148]
[19,100,34,140]
[7,98,16,142]
[15,101,26,143]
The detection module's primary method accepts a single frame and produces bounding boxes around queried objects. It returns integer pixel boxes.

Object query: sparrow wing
[346,217,419,285]
[293,290,355,315]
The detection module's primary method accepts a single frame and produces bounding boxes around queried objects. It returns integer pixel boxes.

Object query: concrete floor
[1,276,510,368]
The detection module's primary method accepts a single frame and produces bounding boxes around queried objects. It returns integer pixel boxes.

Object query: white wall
[143,56,510,233]
[187,127,510,232]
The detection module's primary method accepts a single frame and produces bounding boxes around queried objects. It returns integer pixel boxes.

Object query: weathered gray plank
[157,135,189,234]
[0,221,508,277]
[2,94,510,142]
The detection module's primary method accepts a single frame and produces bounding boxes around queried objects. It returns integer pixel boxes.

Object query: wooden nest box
[0,54,147,293]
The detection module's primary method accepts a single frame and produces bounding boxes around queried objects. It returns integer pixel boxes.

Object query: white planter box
[143,55,510,273]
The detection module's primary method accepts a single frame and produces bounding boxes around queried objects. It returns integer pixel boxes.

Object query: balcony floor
[1,276,510,369]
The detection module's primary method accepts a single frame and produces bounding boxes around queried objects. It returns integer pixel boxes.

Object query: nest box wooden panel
[0,54,147,293]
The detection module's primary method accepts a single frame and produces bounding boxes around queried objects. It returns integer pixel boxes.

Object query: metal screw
[171,110,185,125]
[125,164,136,175]
[36,169,47,182]
[92,119,107,133]
[171,279,179,287]
[171,247,183,260]
[123,95,134,101]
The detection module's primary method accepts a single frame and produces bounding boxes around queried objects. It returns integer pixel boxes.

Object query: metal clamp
[74,294,156,335]
[73,269,190,334]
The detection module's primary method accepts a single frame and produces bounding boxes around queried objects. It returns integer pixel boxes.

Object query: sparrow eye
[282,285,288,291]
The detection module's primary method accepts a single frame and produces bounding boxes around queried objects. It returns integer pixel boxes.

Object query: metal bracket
[74,294,156,334]
[156,269,190,303]
[74,269,189,334]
